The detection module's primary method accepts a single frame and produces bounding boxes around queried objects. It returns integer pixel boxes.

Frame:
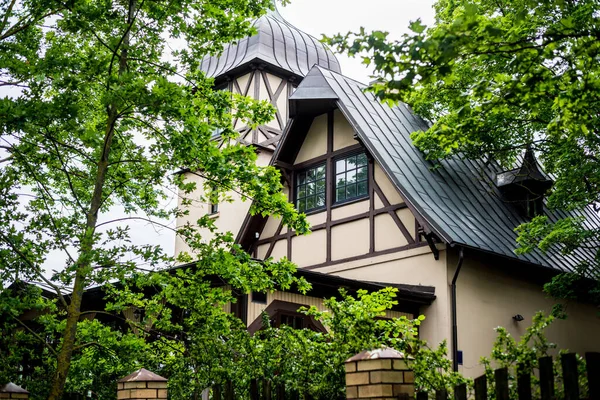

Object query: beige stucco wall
[320,245,450,347]
[291,230,328,267]
[174,150,272,258]
[449,248,600,377]
[295,113,328,164]
[333,109,359,150]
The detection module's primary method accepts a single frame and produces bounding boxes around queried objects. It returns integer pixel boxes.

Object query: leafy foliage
[0,0,309,397]
[244,288,466,399]
[480,312,588,400]
[326,0,600,305]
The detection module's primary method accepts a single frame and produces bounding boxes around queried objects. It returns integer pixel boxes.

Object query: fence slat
[587,352,600,400]
[416,392,428,400]
[213,385,221,400]
[435,388,447,400]
[454,383,467,400]
[250,379,259,400]
[262,379,272,400]
[474,375,487,400]
[276,383,285,400]
[539,356,554,400]
[517,363,532,400]
[224,380,234,400]
[561,353,579,400]
[495,368,509,400]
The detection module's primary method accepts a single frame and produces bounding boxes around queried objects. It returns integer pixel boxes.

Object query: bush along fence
[416,352,600,400]
[3,348,598,399]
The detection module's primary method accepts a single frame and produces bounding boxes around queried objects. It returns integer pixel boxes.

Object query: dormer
[495,148,553,218]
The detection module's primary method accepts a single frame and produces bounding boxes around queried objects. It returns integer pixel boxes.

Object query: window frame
[333,151,369,206]
[294,162,327,214]
[209,202,219,215]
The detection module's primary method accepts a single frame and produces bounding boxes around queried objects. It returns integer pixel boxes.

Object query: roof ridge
[313,65,369,88]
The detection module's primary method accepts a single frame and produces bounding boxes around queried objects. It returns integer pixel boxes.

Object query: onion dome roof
[200,5,341,79]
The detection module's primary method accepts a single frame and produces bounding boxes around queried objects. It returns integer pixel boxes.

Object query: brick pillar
[117,369,167,400]
[0,383,29,399]
[345,347,415,400]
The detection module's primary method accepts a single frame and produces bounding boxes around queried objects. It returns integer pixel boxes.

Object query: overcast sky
[34,0,437,276]
[280,0,436,83]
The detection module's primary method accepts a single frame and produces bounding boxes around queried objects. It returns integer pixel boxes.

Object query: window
[251,291,267,304]
[295,164,326,213]
[209,203,219,215]
[275,313,306,329]
[335,152,368,203]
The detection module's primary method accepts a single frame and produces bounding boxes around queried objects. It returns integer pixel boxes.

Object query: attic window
[334,152,368,204]
[295,164,326,212]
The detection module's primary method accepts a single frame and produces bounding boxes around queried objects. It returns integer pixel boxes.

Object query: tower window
[209,203,219,215]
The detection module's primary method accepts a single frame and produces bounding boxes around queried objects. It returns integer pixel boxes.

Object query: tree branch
[0,231,69,308]
[9,314,58,357]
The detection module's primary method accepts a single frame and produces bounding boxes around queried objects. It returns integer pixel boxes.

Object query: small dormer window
[525,192,544,218]
[495,148,552,219]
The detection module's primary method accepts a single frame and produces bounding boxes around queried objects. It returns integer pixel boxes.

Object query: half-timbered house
[175,5,600,376]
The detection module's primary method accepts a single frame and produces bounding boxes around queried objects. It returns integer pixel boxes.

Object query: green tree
[240,288,467,399]
[0,0,309,398]
[326,0,600,306]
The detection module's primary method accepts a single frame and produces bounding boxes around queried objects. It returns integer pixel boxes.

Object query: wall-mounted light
[513,314,524,322]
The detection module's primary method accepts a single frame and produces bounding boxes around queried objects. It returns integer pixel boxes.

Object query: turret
[199,2,341,150]
[496,148,553,218]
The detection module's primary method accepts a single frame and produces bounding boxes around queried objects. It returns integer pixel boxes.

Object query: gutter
[450,246,464,372]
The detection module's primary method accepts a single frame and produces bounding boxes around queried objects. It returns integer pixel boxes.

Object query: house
[175,5,600,376]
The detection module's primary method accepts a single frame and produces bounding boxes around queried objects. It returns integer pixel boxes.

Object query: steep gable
[288,66,600,273]
[243,107,426,269]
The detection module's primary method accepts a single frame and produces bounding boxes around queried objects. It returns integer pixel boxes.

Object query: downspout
[450,246,464,372]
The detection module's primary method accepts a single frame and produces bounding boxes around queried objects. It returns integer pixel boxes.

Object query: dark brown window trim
[293,146,370,215]
[331,194,369,209]
[303,206,327,216]
[333,150,369,205]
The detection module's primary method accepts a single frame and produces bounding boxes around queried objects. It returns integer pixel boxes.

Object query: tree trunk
[46,0,135,397]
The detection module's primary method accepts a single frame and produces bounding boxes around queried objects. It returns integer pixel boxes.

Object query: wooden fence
[417,352,600,400]
[209,379,327,400]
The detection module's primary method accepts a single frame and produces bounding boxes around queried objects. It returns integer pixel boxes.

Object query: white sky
[22,0,436,277]
[280,0,436,83]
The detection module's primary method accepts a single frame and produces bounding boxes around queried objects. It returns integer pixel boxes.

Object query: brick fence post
[117,369,168,400]
[345,347,415,400]
[0,383,29,399]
